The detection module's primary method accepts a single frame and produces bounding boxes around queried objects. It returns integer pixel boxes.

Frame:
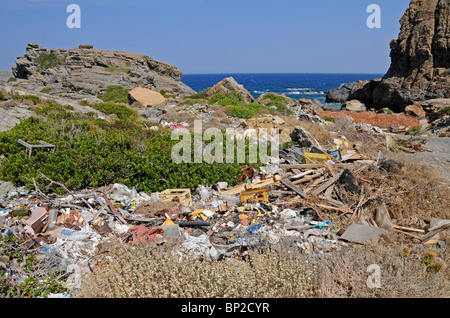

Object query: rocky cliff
[327,0,449,112]
[372,0,450,111]
[11,43,195,100]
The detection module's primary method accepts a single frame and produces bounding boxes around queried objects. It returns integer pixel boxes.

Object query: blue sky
[0,0,410,74]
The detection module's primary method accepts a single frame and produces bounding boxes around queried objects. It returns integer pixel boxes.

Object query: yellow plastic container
[302,152,331,164]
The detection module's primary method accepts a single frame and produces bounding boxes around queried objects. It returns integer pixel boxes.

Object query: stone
[405,104,426,118]
[78,44,94,49]
[375,204,394,230]
[339,223,383,245]
[289,126,322,149]
[128,87,166,107]
[205,77,255,104]
[342,100,366,112]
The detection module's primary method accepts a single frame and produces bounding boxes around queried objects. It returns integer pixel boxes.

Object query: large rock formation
[372,0,450,111]
[205,77,255,103]
[327,0,449,112]
[11,43,195,100]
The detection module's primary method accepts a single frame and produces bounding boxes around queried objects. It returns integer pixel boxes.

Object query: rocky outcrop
[11,42,195,100]
[205,77,255,103]
[327,0,449,112]
[326,79,381,107]
[372,0,450,111]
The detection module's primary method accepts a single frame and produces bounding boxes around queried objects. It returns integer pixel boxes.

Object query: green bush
[438,106,450,115]
[224,103,265,119]
[0,103,258,193]
[97,86,130,104]
[91,103,138,121]
[40,88,50,94]
[209,91,244,106]
[187,90,209,100]
[7,77,17,83]
[35,52,61,70]
[104,67,128,73]
[0,91,4,100]
[406,126,421,136]
[11,94,41,105]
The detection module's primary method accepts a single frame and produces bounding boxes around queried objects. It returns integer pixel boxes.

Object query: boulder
[405,104,426,118]
[342,100,366,112]
[289,126,322,149]
[205,77,255,103]
[128,87,166,107]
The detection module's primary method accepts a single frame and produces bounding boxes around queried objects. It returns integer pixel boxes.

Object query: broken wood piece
[392,225,425,233]
[290,170,315,180]
[220,175,282,195]
[304,176,326,193]
[18,139,55,158]
[420,223,450,243]
[310,173,342,197]
[280,163,350,169]
[281,179,309,199]
[292,169,325,185]
[393,229,421,240]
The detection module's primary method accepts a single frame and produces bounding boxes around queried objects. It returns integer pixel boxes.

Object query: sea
[181,73,383,108]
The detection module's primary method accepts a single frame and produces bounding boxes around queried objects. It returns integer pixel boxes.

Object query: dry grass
[78,236,449,298]
[78,239,316,298]
[282,116,332,146]
[316,240,449,298]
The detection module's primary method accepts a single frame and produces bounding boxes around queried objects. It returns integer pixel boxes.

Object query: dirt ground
[317,110,421,128]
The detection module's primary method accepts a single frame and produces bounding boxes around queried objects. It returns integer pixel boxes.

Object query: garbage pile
[1,130,448,298]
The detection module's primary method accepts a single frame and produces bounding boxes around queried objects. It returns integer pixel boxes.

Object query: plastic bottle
[47,209,59,231]
[130,186,137,211]
[201,186,210,202]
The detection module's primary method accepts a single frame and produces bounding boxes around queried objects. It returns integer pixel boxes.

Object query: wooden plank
[394,229,421,240]
[393,225,425,233]
[280,163,350,169]
[281,179,309,199]
[310,173,341,197]
[420,223,450,243]
[290,170,315,180]
[292,170,324,185]
[220,175,282,195]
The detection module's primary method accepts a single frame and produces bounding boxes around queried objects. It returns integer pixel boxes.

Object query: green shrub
[0,91,4,100]
[35,52,61,70]
[97,86,130,104]
[322,116,336,122]
[187,90,209,100]
[159,90,176,99]
[104,67,128,73]
[7,77,17,83]
[0,103,258,193]
[40,88,50,94]
[438,106,450,115]
[209,91,244,106]
[406,126,421,136]
[11,94,41,105]
[91,103,138,121]
[224,103,265,119]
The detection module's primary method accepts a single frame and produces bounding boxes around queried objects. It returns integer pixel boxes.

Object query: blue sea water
[181,73,383,105]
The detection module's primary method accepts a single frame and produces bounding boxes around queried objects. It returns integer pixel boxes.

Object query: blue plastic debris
[313,221,331,230]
